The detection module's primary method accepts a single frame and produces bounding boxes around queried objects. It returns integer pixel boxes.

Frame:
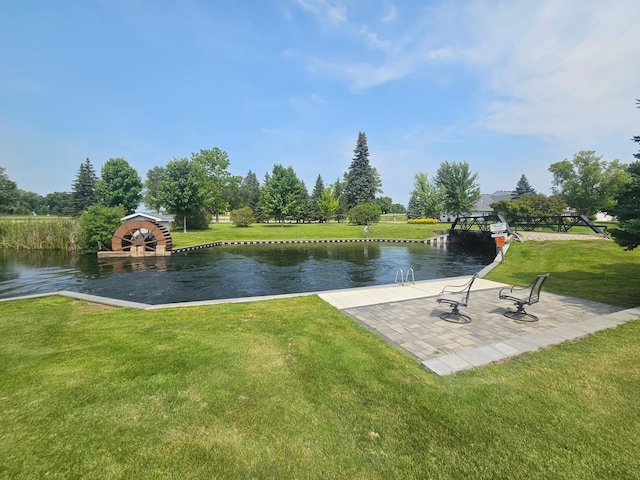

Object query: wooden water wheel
[110,220,172,253]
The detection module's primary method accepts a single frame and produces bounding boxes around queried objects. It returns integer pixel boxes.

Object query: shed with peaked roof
[120,212,173,231]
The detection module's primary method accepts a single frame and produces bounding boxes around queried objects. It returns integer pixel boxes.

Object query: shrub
[407,218,439,224]
[348,203,381,226]
[77,205,126,254]
[172,211,212,230]
[230,207,254,227]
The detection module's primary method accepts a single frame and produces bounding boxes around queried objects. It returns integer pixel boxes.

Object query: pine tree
[70,158,99,216]
[513,174,536,199]
[310,174,325,222]
[345,132,376,209]
[610,100,640,250]
[239,170,261,212]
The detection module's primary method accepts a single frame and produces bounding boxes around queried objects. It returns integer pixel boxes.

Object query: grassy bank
[170,221,445,247]
[0,217,79,251]
[2,226,640,477]
[485,240,640,308]
[1,295,639,479]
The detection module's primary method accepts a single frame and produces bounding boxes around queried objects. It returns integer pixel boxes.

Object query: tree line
[2,112,639,251]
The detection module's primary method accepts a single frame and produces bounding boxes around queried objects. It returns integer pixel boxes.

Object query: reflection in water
[0,242,495,305]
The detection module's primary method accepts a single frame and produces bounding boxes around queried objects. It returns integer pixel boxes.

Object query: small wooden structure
[98,218,173,258]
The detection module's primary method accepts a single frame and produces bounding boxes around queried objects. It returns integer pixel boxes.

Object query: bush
[172,211,212,230]
[77,205,126,254]
[407,218,439,224]
[230,207,254,227]
[348,204,381,226]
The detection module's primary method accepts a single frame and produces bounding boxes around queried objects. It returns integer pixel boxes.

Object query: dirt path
[513,231,609,241]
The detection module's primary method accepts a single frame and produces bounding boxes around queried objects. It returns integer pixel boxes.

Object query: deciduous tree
[491,194,567,223]
[549,151,629,218]
[318,187,339,222]
[44,191,72,216]
[407,171,443,219]
[434,161,481,216]
[143,166,165,213]
[0,166,18,214]
[191,148,236,222]
[260,164,305,223]
[77,204,126,254]
[160,157,209,233]
[96,158,142,215]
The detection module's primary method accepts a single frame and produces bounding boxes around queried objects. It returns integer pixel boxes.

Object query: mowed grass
[2,227,640,478]
[170,221,445,247]
[1,295,639,479]
[485,240,640,308]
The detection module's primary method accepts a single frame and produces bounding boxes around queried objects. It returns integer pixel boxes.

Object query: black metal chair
[436,274,478,324]
[498,273,550,322]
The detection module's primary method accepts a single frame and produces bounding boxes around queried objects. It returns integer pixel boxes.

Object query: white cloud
[295,0,347,26]
[465,0,640,141]
[382,3,397,23]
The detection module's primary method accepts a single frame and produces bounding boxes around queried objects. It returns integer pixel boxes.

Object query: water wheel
[111,220,172,253]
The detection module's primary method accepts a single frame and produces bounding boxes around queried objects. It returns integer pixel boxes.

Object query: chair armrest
[438,274,477,297]
[499,284,528,297]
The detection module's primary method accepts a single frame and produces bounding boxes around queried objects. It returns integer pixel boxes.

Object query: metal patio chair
[436,274,478,324]
[498,273,550,322]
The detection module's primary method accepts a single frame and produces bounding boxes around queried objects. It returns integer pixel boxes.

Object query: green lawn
[485,241,640,308]
[170,221,445,248]
[2,230,640,478]
[1,295,639,479]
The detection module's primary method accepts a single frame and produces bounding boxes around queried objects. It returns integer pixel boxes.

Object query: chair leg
[440,303,472,324]
[503,303,538,322]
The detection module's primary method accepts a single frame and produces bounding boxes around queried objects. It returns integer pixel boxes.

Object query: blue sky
[1,0,639,206]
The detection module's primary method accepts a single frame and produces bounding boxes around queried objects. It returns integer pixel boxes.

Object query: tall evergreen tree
[310,174,325,222]
[345,132,376,209]
[239,170,261,212]
[70,158,99,216]
[513,174,536,199]
[610,100,640,250]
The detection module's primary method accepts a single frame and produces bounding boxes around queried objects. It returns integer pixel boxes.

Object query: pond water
[0,242,495,305]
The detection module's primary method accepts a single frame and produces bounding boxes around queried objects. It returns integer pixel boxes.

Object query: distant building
[120,212,174,231]
[439,191,514,221]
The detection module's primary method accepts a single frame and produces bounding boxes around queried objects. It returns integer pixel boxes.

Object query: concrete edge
[421,308,640,375]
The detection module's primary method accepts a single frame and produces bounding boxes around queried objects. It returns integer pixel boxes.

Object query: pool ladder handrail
[394,268,415,286]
